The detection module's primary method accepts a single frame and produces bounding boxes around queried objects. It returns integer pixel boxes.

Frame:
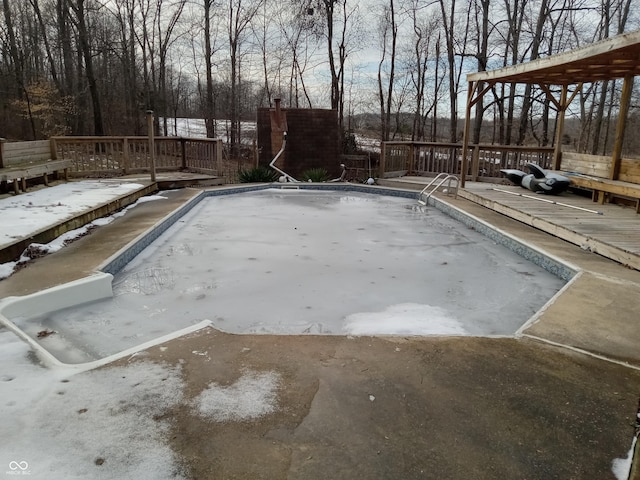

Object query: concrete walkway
[0,184,638,479]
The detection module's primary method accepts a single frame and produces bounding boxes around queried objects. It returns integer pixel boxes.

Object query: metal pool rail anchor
[418,173,460,206]
[269,132,299,183]
[492,188,604,215]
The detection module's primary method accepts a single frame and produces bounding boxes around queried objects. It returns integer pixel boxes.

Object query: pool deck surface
[1,181,639,479]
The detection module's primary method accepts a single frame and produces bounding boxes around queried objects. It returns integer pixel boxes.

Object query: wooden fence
[51,136,224,177]
[380,141,554,181]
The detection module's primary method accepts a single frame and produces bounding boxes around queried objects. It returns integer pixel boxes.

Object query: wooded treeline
[1,0,639,155]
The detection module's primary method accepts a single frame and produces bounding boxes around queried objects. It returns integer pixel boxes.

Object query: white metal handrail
[417,173,459,205]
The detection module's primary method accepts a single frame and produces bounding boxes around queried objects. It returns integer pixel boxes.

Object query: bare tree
[226,0,263,151]
[202,0,220,137]
[277,5,315,108]
[406,1,440,141]
[110,0,144,133]
[377,0,397,142]
[2,0,40,138]
[156,0,187,135]
[438,0,472,142]
[69,0,104,135]
[471,0,490,144]
[591,0,633,154]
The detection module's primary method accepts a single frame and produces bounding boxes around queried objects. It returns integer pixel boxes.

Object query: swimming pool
[3,186,571,364]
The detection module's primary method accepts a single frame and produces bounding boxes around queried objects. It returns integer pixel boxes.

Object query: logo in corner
[7,461,30,475]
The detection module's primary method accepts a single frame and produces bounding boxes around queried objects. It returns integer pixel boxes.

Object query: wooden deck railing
[380,141,554,180]
[51,136,223,177]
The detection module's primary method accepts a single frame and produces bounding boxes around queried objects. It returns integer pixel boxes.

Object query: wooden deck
[379,176,640,271]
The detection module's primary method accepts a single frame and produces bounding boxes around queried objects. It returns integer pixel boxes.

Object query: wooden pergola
[460,29,640,187]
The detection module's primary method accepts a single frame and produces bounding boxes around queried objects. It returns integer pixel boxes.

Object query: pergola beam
[459,30,640,186]
[468,30,640,86]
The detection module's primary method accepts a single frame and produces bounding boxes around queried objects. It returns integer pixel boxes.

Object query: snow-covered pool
[7,188,570,364]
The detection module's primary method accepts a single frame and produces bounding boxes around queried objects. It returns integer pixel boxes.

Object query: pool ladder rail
[417,173,460,206]
[269,132,299,183]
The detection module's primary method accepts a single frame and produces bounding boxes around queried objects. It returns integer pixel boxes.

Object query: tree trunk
[439,0,458,142]
[472,0,490,144]
[3,0,23,99]
[204,0,216,138]
[72,0,104,135]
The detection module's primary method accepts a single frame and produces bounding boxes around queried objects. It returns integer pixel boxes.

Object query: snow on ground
[0,327,283,479]
[162,117,256,143]
[191,370,280,422]
[0,180,145,246]
[0,181,167,280]
[612,435,638,480]
[0,329,187,479]
[343,303,468,336]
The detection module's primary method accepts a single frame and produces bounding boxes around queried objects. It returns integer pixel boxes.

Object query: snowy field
[161,118,255,143]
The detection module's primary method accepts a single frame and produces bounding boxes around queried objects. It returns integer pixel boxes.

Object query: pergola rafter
[460,29,640,187]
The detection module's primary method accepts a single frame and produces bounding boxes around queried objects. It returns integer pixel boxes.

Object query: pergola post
[552,85,568,171]
[460,81,475,187]
[610,74,633,180]
[460,81,493,187]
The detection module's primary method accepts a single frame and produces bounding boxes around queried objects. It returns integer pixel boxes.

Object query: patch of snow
[0,185,165,280]
[0,260,20,280]
[612,436,637,480]
[191,370,280,422]
[343,303,468,336]
[0,328,186,479]
[162,117,256,144]
[136,195,167,204]
[0,181,145,246]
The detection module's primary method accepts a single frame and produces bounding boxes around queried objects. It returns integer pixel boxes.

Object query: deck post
[180,137,187,170]
[48,137,57,160]
[471,145,480,181]
[552,85,568,170]
[460,81,475,187]
[0,138,5,168]
[146,111,157,182]
[122,137,130,174]
[215,138,223,176]
[408,142,415,175]
[610,74,633,180]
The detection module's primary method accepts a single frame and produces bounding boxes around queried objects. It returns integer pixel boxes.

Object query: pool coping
[0,183,581,370]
